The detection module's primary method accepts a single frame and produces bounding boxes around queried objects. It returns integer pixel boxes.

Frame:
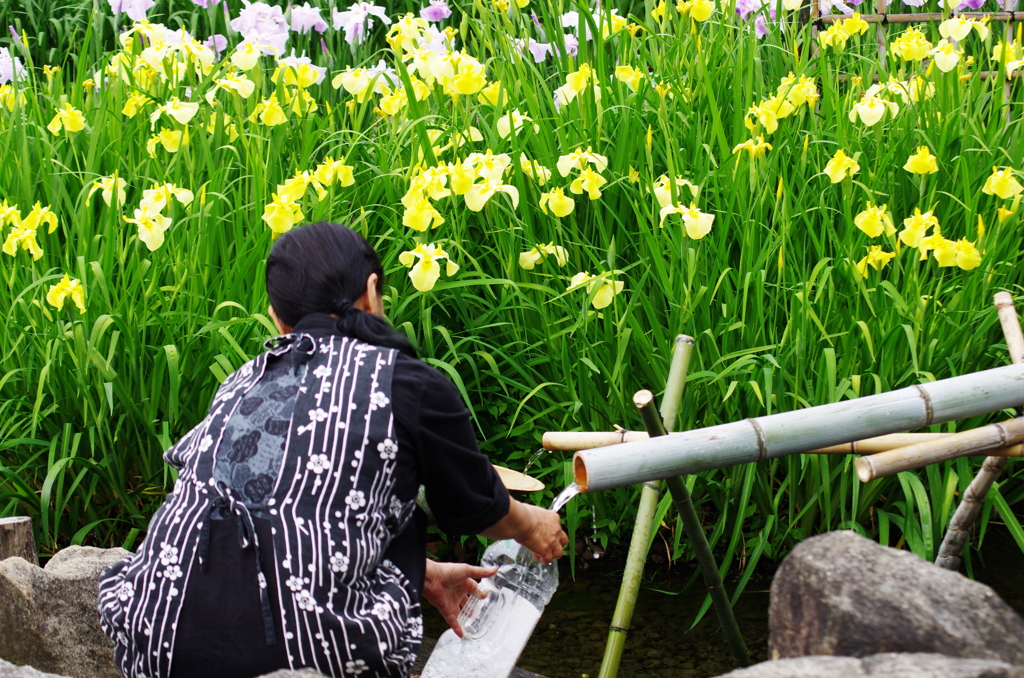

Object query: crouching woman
[98,222,567,678]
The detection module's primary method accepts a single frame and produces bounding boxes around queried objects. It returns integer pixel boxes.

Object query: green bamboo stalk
[597,335,693,678]
[935,292,1024,570]
[635,389,751,668]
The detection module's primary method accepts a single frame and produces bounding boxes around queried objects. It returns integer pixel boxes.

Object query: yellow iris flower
[261,193,304,236]
[122,92,152,118]
[22,203,58,233]
[399,243,459,292]
[614,65,645,93]
[140,183,194,213]
[313,158,356,188]
[569,168,607,200]
[732,136,773,158]
[569,271,625,310]
[88,174,128,207]
[519,243,569,270]
[556,147,609,177]
[146,128,184,157]
[823,149,860,183]
[853,202,895,238]
[848,94,898,126]
[496,109,538,139]
[982,167,1023,200]
[46,274,86,314]
[653,175,699,208]
[854,246,896,278]
[899,208,939,247]
[539,188,575,217]
[124,207,173,251]
[402,195,446,231]
[2,222,44,260]
[891,27,933,62]
[903,146,939,175]
[465,178,520,211]
[47,103,87,135]
[659,203,715,239]
[0,199,20,227]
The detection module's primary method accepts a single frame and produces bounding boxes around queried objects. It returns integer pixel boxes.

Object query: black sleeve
[391,355,510,536]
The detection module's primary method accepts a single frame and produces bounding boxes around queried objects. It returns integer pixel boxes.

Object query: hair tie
[334,298,353,315]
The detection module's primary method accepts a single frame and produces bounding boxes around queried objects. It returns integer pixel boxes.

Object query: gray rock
[769,531,1024,664]
[0,657,71,677]
[715,653,1024,678]
[0,547,130,678]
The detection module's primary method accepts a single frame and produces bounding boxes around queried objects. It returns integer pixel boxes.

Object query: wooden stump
[0,516,38,566]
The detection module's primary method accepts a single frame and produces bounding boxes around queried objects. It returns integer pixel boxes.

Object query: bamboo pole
[598,335,694,678]
[634,390,750,668]
[544,430,1024,455]
[855,419,1024,481]
[573,363,1024,492]
[0,517,38,566]
[935,292,1024,570]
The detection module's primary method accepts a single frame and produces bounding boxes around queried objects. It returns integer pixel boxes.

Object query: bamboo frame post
[598,335,693,678]
[634,390,750,668]
[0,516,38,566]
[935,292,1024,571]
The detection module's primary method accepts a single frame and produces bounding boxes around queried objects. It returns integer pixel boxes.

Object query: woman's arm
[479,498,568,563]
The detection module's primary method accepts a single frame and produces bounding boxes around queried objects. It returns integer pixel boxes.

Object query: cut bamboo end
[633,389,655,409]
[573,454,589,492]
[676,334,696,346]
[855,456,875,483]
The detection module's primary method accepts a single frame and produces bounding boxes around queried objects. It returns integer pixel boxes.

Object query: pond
[423,528,1024,678]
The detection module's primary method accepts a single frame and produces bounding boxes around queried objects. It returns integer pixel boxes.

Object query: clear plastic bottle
[420,540,558,678]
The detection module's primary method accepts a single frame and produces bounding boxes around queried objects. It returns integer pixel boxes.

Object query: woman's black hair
[265,222,417,357]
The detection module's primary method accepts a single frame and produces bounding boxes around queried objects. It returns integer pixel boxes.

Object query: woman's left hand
[423,560,499,637]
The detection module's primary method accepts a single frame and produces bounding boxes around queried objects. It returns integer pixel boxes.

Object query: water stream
[550,482,581,513]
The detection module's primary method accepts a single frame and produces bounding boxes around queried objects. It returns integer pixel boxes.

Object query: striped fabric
[99,333,421,678]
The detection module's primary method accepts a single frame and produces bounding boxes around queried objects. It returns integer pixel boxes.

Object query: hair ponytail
[266,223,417,357]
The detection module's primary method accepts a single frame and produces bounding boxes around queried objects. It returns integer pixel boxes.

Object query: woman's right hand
[481,499,569,563]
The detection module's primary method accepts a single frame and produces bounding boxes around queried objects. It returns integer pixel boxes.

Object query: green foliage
[0,0,1022,601]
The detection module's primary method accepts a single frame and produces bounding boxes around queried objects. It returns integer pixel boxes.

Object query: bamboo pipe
[544,430,1024,455]
[599,335,694,678]
[573,363,1024,493]
[635,390,750,668]
[936,292,1024,571]
[855,418,1024,481]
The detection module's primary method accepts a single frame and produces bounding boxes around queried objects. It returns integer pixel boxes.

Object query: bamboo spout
[574,363,1024,492]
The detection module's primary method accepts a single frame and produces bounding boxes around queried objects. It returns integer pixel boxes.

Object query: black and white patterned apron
[98,333,421,678]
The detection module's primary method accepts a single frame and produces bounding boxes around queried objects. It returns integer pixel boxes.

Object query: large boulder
[0,547,129,678]
[769,531,1024,664]
[715,653,1024,678]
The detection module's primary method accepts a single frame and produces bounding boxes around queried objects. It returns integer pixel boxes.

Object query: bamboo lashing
[855,418,1024,481]
[935,292,1024,571]
[544,430,1024,456]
